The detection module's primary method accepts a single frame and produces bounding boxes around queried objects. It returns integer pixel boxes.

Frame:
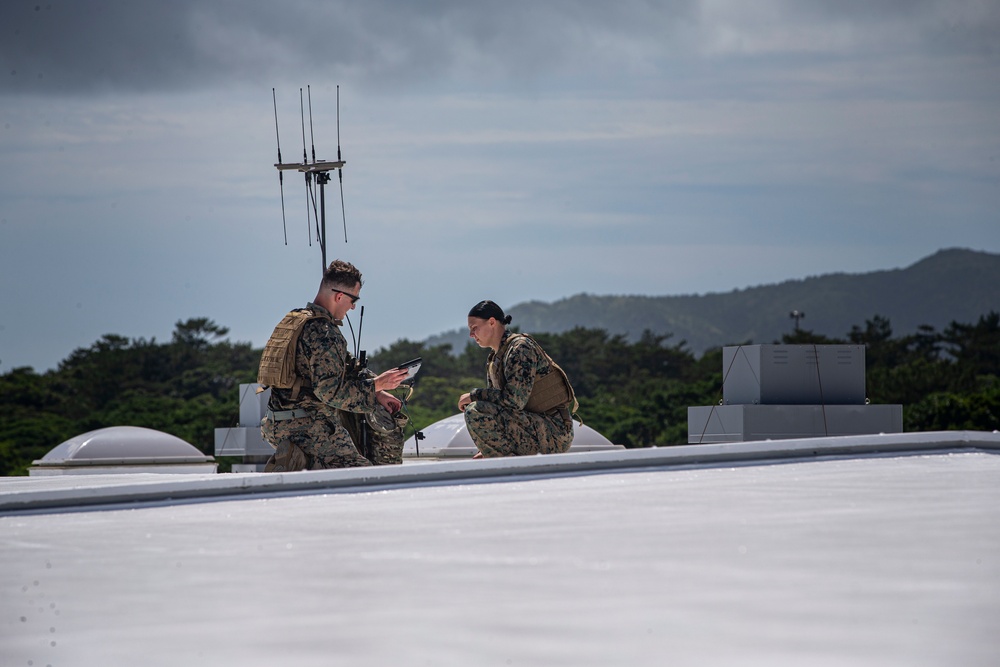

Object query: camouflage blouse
[267,302,377,420]
[472,330,553,411]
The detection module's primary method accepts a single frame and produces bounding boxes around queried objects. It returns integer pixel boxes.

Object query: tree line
[1,313,997,475]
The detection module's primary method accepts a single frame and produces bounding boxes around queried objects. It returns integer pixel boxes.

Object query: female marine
[458,300,574,457]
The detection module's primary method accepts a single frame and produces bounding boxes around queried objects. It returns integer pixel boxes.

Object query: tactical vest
[488,333,579,417]
[257,309,324,400]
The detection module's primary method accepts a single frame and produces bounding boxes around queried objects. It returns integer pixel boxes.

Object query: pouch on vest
[257,309,323,400]
[525,367,576,415]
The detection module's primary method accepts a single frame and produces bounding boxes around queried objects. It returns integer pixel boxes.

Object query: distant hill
[425,248,1000,355]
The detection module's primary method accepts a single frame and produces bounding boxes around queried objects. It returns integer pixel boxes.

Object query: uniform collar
[306,301,343,326]
[489,329,515,361]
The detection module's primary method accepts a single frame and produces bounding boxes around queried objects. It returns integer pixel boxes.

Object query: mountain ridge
[423,248,999,355]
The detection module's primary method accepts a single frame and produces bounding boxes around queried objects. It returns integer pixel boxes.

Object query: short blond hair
[321,259,363,290]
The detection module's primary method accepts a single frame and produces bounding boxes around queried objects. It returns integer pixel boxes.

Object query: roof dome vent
[30,426,217,476]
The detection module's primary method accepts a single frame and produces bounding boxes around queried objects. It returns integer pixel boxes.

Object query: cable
[695,344,754,444]
[812,344,830,436]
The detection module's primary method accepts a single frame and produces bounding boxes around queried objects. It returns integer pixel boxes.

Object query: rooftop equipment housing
[214,384,274,472]
[688,344,902,443]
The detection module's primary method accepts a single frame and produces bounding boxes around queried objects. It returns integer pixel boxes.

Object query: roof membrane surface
[2,448,998,667]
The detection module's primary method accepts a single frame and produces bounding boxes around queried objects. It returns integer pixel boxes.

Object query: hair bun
[468,299,508,323]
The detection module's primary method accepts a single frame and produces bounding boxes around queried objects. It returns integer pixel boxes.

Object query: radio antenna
[344,315,358,356]
[337,85,348,243]
[343,306,365,359]
[357,305,364,357]
[299,89,313,248]
[272,86,347,272]
[271,88,288,245]
[308,85,317,164]
[299,88,308,165]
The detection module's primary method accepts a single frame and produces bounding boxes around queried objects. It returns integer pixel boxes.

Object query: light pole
[789,309,805,331]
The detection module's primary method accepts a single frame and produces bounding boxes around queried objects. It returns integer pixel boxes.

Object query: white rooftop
[2,431,999,666]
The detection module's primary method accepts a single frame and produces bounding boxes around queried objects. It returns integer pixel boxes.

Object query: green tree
[4,311,1000,476]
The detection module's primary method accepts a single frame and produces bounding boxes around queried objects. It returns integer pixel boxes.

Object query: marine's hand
[374,367,410,393]
[376,391,402,414]
[458,392,473,412]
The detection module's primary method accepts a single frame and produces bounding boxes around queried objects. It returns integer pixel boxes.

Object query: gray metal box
[238,384,270,426]
[688,404,903,444]
[723,345,866,406]
[214,426,274,456]
[214,384,273,463]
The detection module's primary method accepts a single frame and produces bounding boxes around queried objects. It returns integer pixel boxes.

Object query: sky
[2,0,998,373]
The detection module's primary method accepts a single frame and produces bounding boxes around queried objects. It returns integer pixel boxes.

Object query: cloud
[1,0,700,95]
[12,0,995,97]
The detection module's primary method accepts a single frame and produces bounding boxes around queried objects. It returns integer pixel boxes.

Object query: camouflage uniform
[260,302,406,470]
[465,331,573,457]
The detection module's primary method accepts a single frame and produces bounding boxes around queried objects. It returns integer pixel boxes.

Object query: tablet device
[396,357,422,380]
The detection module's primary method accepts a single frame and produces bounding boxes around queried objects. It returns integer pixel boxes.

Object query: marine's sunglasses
[331,288,360,304]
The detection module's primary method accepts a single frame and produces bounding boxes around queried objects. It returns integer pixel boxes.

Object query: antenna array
[271,85,348,271]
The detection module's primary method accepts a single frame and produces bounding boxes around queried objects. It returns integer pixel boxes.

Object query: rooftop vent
[30,426,217,476]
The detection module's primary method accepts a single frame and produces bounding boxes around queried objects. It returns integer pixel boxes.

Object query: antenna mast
[272,86,348,272]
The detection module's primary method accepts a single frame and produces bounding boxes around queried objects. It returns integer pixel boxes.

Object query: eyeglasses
[331,288,360,304]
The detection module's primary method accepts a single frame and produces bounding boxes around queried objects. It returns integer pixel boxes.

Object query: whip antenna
[339,170,348,244]
[341,303,364,361]
[344,313,358,356]
[272,88,288,245]
[298,89,314,248]
[357,305,364,358]
[338,85,348,243]
[308,85,317,164]
[299,88,308,165]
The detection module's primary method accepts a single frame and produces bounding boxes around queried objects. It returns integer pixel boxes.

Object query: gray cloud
[1,0,701,94]
[4,1,206,93]
[10,0,995,98]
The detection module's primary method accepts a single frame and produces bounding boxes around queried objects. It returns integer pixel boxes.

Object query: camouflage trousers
[464,400,573,457]
[261,405,408,471]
